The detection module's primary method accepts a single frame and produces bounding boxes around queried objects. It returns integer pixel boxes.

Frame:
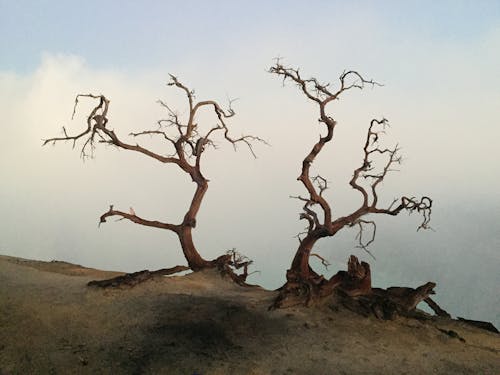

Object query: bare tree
[43,75,264,284]
[269,61,446,316]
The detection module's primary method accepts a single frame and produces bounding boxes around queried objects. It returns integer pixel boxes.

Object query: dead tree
[43,75,264,285]
[269,61,445,316]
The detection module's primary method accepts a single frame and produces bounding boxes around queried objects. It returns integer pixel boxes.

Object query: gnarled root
[87,265,189,288]
[332,255,372,297]
[272,272,325,309]
[88,250,255,289]
[214,249,256,287]
[271,255,371,309]
[457,318,499,334]
[343,282,441,320]
[339,281,451,321]
[271,255,450,321]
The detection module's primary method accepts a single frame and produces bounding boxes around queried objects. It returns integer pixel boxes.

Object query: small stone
[78,356,88,366]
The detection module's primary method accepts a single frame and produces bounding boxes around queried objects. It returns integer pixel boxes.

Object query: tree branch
[310,253,331,269]
[350,219,377,260]
[269,59,381,105]
[44,74,265,274]
[99,205,180,233]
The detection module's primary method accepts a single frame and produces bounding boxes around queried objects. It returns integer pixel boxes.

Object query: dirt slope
[0,255,498,374]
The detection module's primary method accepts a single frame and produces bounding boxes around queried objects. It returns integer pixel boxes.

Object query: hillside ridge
[0,255,498,374]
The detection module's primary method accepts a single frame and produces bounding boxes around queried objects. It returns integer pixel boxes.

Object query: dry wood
[87,265,189,288]
[269,61,435,309]
[44,76,264,278]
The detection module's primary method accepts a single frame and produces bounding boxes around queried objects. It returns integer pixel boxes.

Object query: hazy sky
[1,1,499,324]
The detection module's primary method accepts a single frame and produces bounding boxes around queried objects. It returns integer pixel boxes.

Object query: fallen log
[457,317,499,334]
[87,265,189,288]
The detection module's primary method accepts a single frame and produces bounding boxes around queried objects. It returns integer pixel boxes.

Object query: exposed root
[271,277,320,310]
[271,255,451,322]
[87,249,256,289]
[424,296,452,318]
[333,255,372,297]
[349,282,444,320]
[214,249,257,287]
[87,265,189,288]
[457,317,499,334]
[271,255,371,309]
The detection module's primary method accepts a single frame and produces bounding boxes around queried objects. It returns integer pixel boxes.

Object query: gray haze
[0,2,499,327]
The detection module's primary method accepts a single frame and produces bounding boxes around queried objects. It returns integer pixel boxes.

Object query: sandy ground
[0,254,499,375]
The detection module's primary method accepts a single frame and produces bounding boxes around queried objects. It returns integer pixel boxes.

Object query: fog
[1,2,499,327]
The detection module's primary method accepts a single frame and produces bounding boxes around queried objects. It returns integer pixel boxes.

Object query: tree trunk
[290,232,323,279]
[176,172,213,270]
[178,225,211,271]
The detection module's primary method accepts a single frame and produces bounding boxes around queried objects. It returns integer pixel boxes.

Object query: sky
[1,1,499,325]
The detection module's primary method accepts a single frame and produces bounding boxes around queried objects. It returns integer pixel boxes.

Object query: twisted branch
[270,61,379,235]
[98,205,180,233]
[270,60,433,285]
[43,74,266,271]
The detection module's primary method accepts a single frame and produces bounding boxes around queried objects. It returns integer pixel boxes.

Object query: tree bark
[87,265,190,288]
[290,232,324,279]
[43,81,264,278]
[269,62,434,309]
[178,225,211,271]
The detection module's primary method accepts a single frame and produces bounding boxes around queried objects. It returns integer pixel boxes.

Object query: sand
[0,254,498,374]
